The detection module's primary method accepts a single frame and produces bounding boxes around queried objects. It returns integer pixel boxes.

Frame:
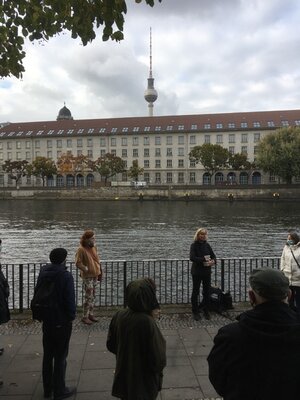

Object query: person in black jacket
[0,264,10,386]
[35,248,76,400]
[190,228,216,320]
[208,268,300,400]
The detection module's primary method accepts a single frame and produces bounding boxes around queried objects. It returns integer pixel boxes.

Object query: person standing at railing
[107,278,166,400]
[190,228,216,321]
[280,231,300,311]
[75,230,103,325]
[0,263,10,387]
[208,268,300,400]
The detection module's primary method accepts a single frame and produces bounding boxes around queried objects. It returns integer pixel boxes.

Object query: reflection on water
[0,199,299,264]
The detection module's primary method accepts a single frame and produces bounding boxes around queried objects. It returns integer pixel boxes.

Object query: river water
[0,199,299,264]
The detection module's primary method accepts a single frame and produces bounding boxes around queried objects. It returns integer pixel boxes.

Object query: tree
[2,160,28,186]
[228,153,252,171]
[89,153,126,184]
[189,144,229,179]
[128,160,144,181]
[57,153,88,175]
[0,0,162,78]
[256,127,300,184]
[27,156,57,186]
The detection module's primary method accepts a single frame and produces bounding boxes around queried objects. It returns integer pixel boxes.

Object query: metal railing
[0,257,280,312]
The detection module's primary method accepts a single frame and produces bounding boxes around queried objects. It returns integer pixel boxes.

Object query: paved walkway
[0,309,237,400]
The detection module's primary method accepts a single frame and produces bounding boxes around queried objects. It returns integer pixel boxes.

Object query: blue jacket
[36,263,76,325]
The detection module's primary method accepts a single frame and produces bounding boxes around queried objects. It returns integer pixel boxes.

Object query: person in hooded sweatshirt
[35,248,76,400]
[190,227,216,320]
[107,278,166,400]
[280,231,300,311]
[207,268,300,400]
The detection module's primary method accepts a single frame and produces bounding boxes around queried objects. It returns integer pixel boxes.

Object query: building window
[254,146,258,155]
[166,125,173,131]
[35,140,40,148]
[57,140,62,148]
[155,148,161,157]
[144,148,150,157]
[111,149,116,156]
[133,127,139,132]
[229,134,235,143]
[281,120,289,127]
[191,124,197,130]
[267,121,275,127]
[167,172,173,183]
[204,135,210,144]
[228,122,235,128]
[143,172,150,182]
[178,125,184,130]
[26,141,31,149]
[178,148,184,156]
[7,152,12,160]
[47,140,52,148]
[241,122,248,128]
[254,133,260,142]
[178,159,184,168]
[100,138,106,146]
[178,172,184,183]
[190,160,196,167]
[77,150,82,156]
[100,149,106,156]
[133,137,139,146]
[122,137,127,146]
[144,160,150,168]
[155,173,161,183]
[87,150,93,158]
[87,138,93,147]
[166,136,172,145]
[67,139,72,148]
[16,151,21,160]
[167,160,172,168]
[155,136,161,145]
[26,151,31,160]
[241,146,247,154]
[229,146,235,155]
[77,139,83,147]
[122,127,128,132]
[16,141,21,149]
[166,148,172,156]
[111,137,116,146]
[204,123,211,129]
[253,122,260,128]
[216,123,223,129]
[241,133,248,143]
[190,135,196,144]
[190,172,196,183]
[144,137,150,145]
[122,149,127,158]
[155,160,161,168]
[216,134,223,144]
[133,149,138,157]
[144,126,150,132]
[178,136,184,144]
[155,126,161,131]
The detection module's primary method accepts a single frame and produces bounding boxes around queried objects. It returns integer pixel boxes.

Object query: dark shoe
[0,381,3,386]
[193,312,201,321]
[54,386,76,400]
[88,314,98,323]
[81,317,93,325]
[0,348,4,355]
[203,310,211,320]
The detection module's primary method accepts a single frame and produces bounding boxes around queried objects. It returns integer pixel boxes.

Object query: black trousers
[191,270,211,314]
[289,286,300,311]
[42,322,72,397]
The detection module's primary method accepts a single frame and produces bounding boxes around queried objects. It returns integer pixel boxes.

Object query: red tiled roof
[0,109,300,138]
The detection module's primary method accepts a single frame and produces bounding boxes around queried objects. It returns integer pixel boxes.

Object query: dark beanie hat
[249,268,290,300]
[49,248,67,265]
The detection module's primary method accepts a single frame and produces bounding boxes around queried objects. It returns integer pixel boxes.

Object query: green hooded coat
[107,279,166,400]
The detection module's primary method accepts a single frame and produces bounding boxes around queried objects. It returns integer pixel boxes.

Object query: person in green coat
[107,278,166,400]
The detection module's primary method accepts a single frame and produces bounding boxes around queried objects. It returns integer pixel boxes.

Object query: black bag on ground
[208,286,233,313]
[31,277,59,322]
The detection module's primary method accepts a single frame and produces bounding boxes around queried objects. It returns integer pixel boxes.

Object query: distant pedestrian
[75,230,102,325]
[190,228,216,320]
[0,264,10,386]
[208,268,300,400]
[107,278,166,400]
[280,231,300,310]
[34,248,76,400]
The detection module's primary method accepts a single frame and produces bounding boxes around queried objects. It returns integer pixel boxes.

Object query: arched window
[239,172,248,185]
[252,172,261,185]
[215,172,224,184]
[227,172,236,184]
[76,174,84,187]
[203,172,211,185]
[47,175,54,187]
[66,174,74,187]
[56,175,64,187]
[87,174,94,187]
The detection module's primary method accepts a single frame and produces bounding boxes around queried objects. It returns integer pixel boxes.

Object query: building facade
[1,108,300,187]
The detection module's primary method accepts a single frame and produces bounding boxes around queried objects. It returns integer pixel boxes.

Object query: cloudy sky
[1,0,300,123]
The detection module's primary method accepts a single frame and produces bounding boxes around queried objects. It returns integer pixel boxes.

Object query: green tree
[2,160,28,186]
[89,153,126,184]
[128,160,144,181]
[256,127,300,184]
[57,153,88,175]
[228,152,252,171]
[189,144,229,181]
[27,156,57,186]
[0,0,162,78]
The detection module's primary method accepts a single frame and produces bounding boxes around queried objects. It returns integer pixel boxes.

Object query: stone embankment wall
[0,185,299,201]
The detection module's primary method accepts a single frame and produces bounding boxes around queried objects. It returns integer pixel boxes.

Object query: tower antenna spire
[144,27,158,116]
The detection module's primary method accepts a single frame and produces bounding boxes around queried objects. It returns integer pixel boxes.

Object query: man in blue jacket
[35,248,76,400]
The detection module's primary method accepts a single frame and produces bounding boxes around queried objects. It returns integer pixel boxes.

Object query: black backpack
[31,274,61,322]
[208,286,234,314]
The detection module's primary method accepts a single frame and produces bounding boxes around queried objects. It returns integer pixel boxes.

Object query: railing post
[123,261,127,308]
[19,264,23,313]
[221,259,225,292]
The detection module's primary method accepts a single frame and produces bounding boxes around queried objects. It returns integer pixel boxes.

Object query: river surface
[0,199,299,264]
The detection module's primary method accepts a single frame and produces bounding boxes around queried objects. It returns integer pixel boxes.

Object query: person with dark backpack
[32,248,76,400]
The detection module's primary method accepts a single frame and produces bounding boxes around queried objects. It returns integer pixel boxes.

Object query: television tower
[144,28,158,116]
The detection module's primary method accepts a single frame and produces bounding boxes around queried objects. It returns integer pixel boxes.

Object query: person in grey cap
[34,248,76,400]
[207,268,300,400]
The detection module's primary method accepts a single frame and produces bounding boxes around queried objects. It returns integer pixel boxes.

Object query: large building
[0,107,300,187]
